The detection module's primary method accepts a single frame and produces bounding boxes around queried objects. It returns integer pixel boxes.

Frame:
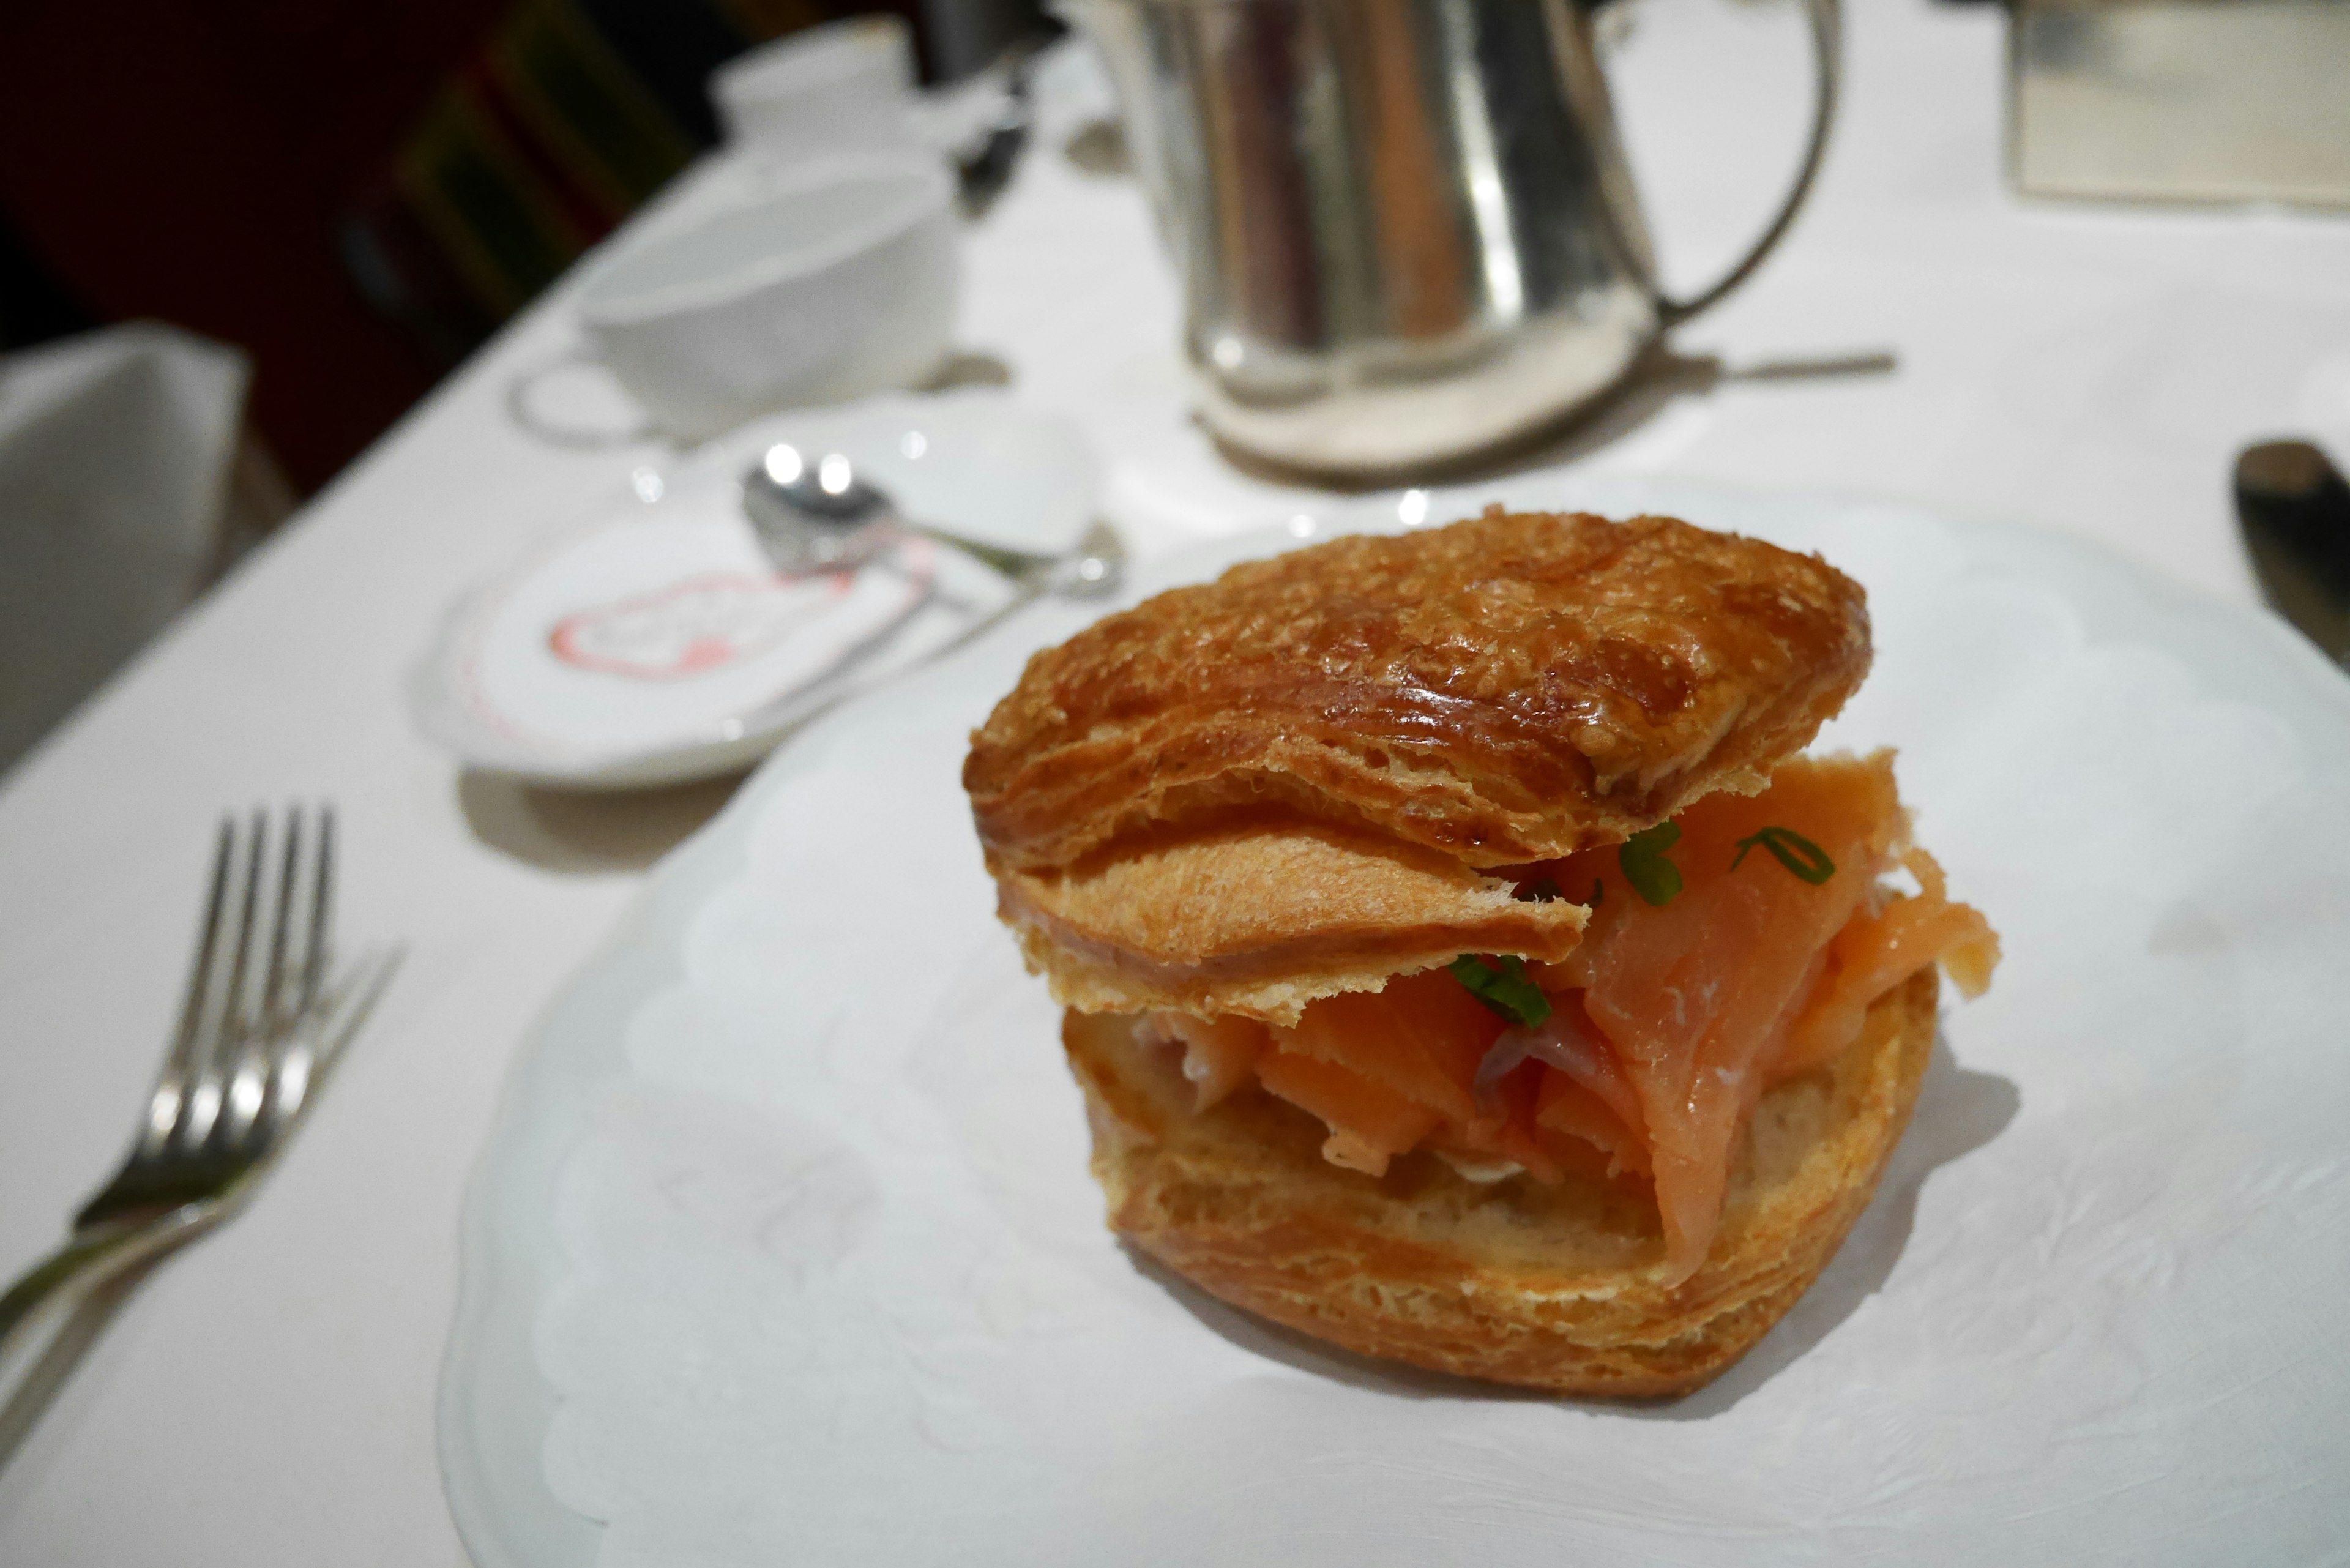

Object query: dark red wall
[0,1,502,491]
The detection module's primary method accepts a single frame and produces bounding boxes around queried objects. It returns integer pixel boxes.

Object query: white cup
[511,157,960,447]
[711,17,925,169]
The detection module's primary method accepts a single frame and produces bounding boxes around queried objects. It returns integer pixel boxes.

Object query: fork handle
[0,1206,216,1466]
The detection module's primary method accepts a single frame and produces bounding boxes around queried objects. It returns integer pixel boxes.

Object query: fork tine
[229,807,268,1034]
[316,946,399,1081]
[177,810,266,1151]
[302,805,335,1020]
[252,806,332,1144]
[261,805,304,1035]
[223,806,314,1147]
[264,946,399,1138]
[142,819,236,1154]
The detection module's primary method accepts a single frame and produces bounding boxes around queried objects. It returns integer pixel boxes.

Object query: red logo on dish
[548,573,848,679]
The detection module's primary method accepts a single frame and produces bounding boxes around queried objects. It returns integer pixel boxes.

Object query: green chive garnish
[1617,823,1684,906]
[1514,876,1563,903]
[1589,878,1604,908]
[1450,954,1553,1028]
[1731,826,1837,884]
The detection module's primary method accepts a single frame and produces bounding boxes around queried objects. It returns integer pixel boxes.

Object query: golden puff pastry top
[963,509,1871,873]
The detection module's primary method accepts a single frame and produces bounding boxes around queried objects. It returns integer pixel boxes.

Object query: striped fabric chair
[345,0,920,361]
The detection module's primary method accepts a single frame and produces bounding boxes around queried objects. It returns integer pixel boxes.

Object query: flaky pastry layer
[965,510,1870,873]
[998,818,1586,1024]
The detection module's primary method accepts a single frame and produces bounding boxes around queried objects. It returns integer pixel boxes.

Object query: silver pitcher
[1062,0,1840,478]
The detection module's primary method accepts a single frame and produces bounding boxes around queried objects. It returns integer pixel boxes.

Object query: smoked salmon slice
[1543,753,1907,1281]
[1252,1049,1436,1176]
[1151,1012,1270,1110]
[1137,752,1998,1284]
[1275,972,1500,1127]
[1775,848,1998,1077]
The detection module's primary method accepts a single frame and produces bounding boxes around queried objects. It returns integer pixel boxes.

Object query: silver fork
[0,806,398,1467]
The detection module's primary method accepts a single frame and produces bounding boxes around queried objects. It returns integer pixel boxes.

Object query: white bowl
[565,157,958,444]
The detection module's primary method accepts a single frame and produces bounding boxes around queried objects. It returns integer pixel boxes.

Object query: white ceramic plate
[439,479,2350,1568]
[409,390,1096,788]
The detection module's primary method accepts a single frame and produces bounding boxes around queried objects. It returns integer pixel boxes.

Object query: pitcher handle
[1646,0,1842,328]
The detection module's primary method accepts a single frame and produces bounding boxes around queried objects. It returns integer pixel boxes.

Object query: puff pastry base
[1064,968,1938,1398]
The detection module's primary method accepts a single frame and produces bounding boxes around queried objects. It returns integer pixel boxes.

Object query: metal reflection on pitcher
[1061,0,1841,479]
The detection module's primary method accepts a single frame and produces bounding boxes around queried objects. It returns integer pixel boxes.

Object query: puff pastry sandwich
[962,509,1998,1396]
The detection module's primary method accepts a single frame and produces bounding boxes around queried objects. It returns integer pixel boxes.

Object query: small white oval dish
[409,390,1098,788]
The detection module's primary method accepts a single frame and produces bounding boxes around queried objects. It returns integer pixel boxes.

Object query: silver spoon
[741,444,1123,597]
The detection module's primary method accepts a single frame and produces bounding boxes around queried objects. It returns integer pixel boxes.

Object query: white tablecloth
[2,2,2346,1562]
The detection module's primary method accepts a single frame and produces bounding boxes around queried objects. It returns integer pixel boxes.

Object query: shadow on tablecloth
[457,769,748,874]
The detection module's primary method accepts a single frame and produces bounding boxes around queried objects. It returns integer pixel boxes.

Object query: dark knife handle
[2236,439,2350,664]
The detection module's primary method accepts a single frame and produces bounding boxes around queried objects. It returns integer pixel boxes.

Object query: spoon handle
[901,524,1058,579]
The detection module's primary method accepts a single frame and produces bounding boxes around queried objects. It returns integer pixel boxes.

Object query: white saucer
[409,390,1097,788]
